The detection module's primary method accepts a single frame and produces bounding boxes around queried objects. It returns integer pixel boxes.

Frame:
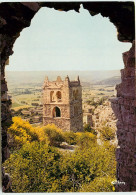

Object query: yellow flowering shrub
[8,117,49,148]
[75,132,96,148]
[5,118,116,192]
[42,124,64,146]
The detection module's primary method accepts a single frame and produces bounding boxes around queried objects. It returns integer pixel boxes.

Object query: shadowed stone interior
[0,2,135,192]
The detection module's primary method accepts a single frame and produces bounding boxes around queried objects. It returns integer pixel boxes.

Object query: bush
[3,134,116,192]
[76,132,96,148]
[79,176,115,192]
[6,119,116,192]
[59,142,116,192]
[3,142,61,192]
[83,124,97,135]
[42,124,64,146]
[8,117,49,149]
[99,126,115,141]
[63,132,78,145]
[8,117,38,148]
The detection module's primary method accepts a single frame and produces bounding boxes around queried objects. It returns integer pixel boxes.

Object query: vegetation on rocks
[98,123,116,141]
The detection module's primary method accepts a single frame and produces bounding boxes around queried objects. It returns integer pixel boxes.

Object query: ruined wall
[111,41,136,191]
[0,1,135,192]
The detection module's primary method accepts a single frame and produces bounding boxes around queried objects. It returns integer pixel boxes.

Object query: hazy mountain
[6,70,121,85]
[95,76,121,85]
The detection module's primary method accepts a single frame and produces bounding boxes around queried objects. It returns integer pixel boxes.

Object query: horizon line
[6,69,120,72]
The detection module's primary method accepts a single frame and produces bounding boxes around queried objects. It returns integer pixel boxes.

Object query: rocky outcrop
[92,101,117,130]
[111,41,136,191]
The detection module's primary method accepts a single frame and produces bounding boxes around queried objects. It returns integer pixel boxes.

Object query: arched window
[53,106,61,117]
[50,91,54,102]
[56,91,61,100]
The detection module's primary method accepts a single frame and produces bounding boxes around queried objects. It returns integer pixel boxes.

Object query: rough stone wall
[0,1,135,192]
[43,76,83,132]
[111,41,136,191]
[43,118,71,132]
[69,84,83,131]
[93,101,117,130]
[1,65,12,163]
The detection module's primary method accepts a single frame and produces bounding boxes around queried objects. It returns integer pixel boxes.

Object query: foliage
[86,97,107,108]
[4,140,116,192]
[83,124,97,135]
[59,141,116,192]
[42,124,64,146]
[79,176,115,192]
[8,117,49,149]
[76,132,96,148]
[3,142,61,192]
[99,125,116,141]
[8,117,38,148]
[5,117,116,192]
[63,131,78,145]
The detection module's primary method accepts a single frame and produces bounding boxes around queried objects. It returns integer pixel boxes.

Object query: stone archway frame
[0,2,135,192]
[52,106,61,117]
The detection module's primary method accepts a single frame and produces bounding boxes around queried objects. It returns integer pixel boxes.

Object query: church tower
[43,75,83,132]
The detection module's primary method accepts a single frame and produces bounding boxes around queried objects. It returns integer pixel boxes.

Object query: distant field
[82,85,115,103]
[10,84,115,110]
[12,105,31,111]
[6,71,118,110]
[10,87,42,110]
[12,102,22,108]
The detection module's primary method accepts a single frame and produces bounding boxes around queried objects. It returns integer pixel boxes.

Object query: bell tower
[43,75,83,132]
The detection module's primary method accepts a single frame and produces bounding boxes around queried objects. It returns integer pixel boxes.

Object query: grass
[12,105,31,111]
[12,102,22,108]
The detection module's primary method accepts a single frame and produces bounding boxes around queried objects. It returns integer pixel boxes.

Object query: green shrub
[79,176,115,192]
[42,124,64,146]
[76,132,96,148]
[83,124,97,135]
[63,131,78,145]
[3,142,61,192]
[99,126,115,141]
[8,117,39,149]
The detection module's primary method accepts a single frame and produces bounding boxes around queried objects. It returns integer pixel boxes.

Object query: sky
[6,5,131,71]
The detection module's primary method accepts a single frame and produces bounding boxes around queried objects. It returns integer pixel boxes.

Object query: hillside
[5,70,120,86]
[95,76,121,86]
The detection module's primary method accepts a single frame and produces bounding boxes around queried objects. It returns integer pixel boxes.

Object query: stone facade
[43,76,83,132]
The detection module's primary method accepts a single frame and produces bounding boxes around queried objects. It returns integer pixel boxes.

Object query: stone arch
[0,2,135,192]
[52,106,61,117]
[56,91,62,100]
